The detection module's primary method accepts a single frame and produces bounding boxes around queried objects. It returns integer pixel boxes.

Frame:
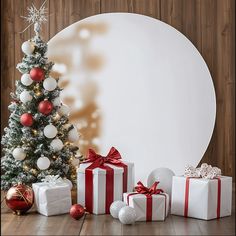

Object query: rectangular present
[123,192,169,221]
[77,161,134,215]
[171,176,232,220]
[32,182,72,216]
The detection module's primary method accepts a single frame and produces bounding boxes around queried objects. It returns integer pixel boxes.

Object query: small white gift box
[32,181,72,216]
[124,192,169,221]
[171,175,232,220]
[77,161,134,215]
[123,181,169,221]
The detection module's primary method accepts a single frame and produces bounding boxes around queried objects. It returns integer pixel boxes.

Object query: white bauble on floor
[147,167,175,197]
[110,201,127,219]
[118,206,136,224]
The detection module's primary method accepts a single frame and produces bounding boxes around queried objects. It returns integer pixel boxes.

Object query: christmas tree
[1,3,80,190]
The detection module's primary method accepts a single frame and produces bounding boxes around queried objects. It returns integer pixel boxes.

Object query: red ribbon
[217,177,221,218]
[127,181,164,221]
[184,177,190,217]
[84,147,127,213]
[135,181,164,195]
[184,177,221,218]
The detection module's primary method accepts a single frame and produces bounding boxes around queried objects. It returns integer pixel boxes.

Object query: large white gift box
[32,182,72,216]
[124,192,169,221]
[77,161,134,215]
[171,176,232,220]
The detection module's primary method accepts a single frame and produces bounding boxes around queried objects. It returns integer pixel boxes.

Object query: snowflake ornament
[21,0,48,36]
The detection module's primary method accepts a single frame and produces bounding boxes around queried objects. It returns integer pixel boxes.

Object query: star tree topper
[21,0,48,36]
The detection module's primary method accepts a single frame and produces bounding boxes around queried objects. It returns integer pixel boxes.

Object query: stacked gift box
[77,147,134,214]
[171,164,232,220]
[124,181,169,221]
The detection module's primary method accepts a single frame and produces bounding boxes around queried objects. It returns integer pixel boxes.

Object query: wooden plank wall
[1,0,235,179]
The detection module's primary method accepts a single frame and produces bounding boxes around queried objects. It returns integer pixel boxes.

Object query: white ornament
[20,90,33,104]
[118,206,136,224]
[13,147,26,161]
[110,201,127,219]
[68,127,79,142]
[58,104,70,116]
[147,168,175,197]
[52,97,61,107]
[50,138,63,151]
[43,77,57,91]
[21,74,33,86]
[37,156,50,170]
[21,41,35,55]
[44,124,58,139]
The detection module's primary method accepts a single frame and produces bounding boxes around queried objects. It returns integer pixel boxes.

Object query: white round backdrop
[48,13,216,184]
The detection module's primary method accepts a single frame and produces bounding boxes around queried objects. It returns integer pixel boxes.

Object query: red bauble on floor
[70,204,85,220]
[38,100,53,115]
[20,113,33,126]
[5,183,34,215]
[30,67,45,82]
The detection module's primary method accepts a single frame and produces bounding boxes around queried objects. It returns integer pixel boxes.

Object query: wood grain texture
[79,191,235,236]
[3,190,233,236]
[1,0,235,179]
[1,204,84,236]
[1,0,15,137]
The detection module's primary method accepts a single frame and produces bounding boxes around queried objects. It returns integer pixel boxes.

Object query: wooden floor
[1,190,235,236]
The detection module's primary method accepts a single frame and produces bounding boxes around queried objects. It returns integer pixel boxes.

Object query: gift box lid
[124,192,168,200]
[32,182,70,190]
[78,162,125,175]
[174,175,232,182]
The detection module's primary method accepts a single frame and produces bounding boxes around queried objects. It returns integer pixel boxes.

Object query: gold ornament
[35,83,40,89]
[30,168,38,176]
[32,129,38,135]
[23,165,29,171]
[35,90,42,96]
[33,84,42,96]
[70,174,76,180]
[53,113,60,121]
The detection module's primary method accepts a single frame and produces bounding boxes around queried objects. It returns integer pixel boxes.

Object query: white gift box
[171,176,232,220]
[32,182,72,216]
[123,192,169,221]
[77,162,134,214]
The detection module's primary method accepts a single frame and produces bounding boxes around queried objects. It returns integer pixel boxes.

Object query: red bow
[135,181,163,196]
[83,147,127,214]
[83,147,123,167]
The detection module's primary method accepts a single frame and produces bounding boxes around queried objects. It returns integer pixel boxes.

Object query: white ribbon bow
[41,175,66,186]
[184,163,221,179]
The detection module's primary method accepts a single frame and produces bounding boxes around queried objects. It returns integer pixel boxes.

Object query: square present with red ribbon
[171,176,232,220]
[77,147,134,214]
[124,181,169,221]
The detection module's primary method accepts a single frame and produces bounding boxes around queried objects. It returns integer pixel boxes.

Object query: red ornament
[70,204,85,220]
[38,100,53,115]
[30,67,45,82]
[20,113,33,126]
[5,183,34,215]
